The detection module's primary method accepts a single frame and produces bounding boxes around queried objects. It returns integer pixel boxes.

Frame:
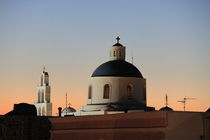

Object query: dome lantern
[110,36,126,61]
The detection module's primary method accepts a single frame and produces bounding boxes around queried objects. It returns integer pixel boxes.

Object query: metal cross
[116,36,120,43]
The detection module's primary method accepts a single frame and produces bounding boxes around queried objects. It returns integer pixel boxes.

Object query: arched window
[127,84,133,98]
[38,91,41,103]
[88,86,92,99]
[41,92,44,103]
[103,84,110,99]
[119,51,121,57]
[40,76,43,86]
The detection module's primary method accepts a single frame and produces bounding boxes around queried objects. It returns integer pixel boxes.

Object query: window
[88,86,92,99]
[40,76,43,86]
[114,51,116,56]
[103,84,110,99]
[41,92,44,102]
[38,91,41,103]
[127,84,133,98]
[119,51,121,57]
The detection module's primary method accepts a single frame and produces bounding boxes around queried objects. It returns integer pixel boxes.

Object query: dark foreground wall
[49,112,210,140]
[0,112,209,140]
[0,116,51,140]
[50,112,167,140]
[205,115,210,140]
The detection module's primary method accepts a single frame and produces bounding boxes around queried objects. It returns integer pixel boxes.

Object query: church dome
[159,106,173,111]
[91,60,143,78]
[113,42,123,47]
[62,106,76,113]
[206,108,210,112]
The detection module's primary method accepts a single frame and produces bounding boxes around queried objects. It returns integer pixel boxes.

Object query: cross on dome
[116,36,120,43]
[113,36,123,47]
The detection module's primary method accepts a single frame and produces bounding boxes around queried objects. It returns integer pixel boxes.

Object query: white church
[75,37,154,116]
[35,37,153,116]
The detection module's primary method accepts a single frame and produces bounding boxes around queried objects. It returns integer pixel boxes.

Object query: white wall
[87,77,146,105]
[109,46,125,60]
[35,103,52,116]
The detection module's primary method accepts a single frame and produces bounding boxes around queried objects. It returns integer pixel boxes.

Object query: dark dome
[113,43,123,47]
[206,108,210,112]
[159,106,173,111]
[62,106,76,113]
[91,60,143,78]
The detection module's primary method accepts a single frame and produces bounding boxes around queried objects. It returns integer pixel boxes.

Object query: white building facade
[76,37,148,116]
[35,68,52,116]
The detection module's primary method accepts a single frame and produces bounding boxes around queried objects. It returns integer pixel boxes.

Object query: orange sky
[0,69,209,115]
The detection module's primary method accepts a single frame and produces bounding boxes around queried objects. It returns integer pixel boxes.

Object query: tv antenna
[131,52,134,64]
[177,96,196,111]
[66,92,68,115]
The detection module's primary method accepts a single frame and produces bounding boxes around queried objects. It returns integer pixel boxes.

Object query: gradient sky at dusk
[0,0,209,115]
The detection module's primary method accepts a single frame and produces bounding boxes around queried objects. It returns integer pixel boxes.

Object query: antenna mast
[66,92,67,115]
[165,94,168,107]
[131,52,134,64]
[132,55,133,64]
[177,96,196,111]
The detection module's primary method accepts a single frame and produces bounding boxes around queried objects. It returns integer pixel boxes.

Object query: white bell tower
[35,67,52,116]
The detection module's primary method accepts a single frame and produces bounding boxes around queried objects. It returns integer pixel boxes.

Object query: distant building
[159,94,174,111]
[5,103,37,116]
[76,37,153,116]
[159,106,173,111]
[57,105,76,117]
[34,68,52,116]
